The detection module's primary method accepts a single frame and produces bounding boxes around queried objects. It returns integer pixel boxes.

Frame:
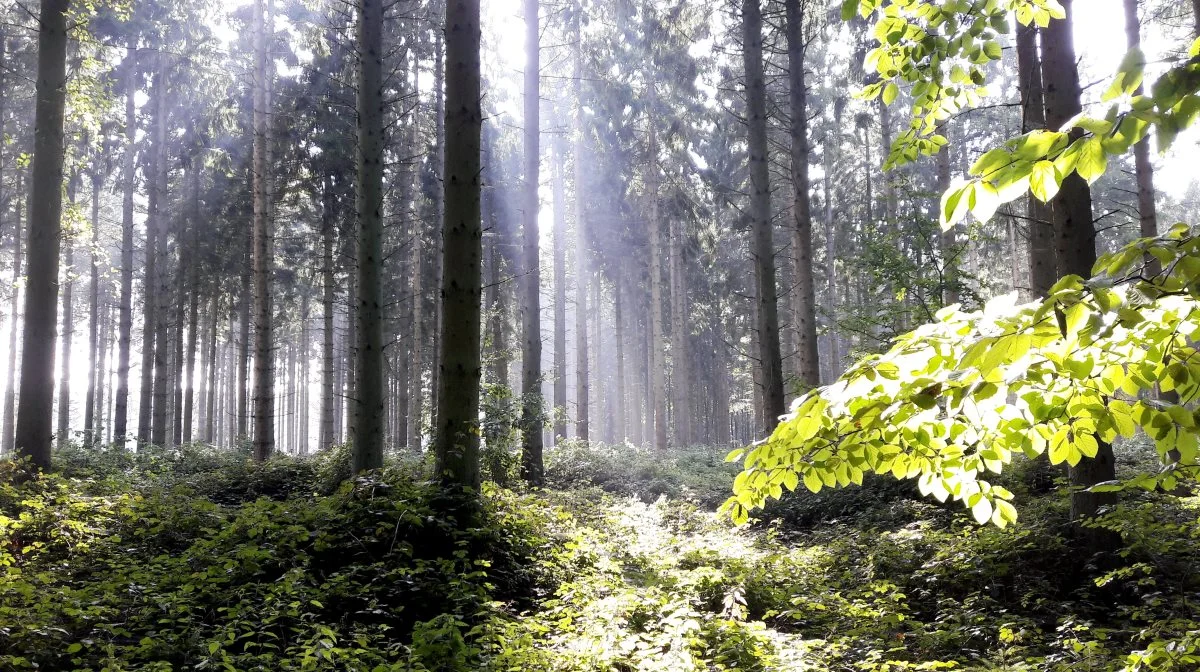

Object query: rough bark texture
[551,137,567,442]
[647,73,668,452]
[183,164,201,444]
[520,0,544,484]
[669,214,692,446]
[84,170,102,442]
[573,7,590,442]
[785,0,820,389]
[1016,23,1056,297]
[139,61,165,446]
[743,0,785,434]
[433,0,483,490]
[113,44,136,442]
[1123,0,1158,255]
[251,0,275,460]
[320,176,336,450]
[56,194,73,449]
[936,145,959,306]
[14,0,70,469]
[352,0,385,474]
[1042,0,1117,534]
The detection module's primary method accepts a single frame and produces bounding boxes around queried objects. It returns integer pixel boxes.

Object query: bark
[204,293,219,442]
[15,0,70,469]
[353,0,385,473]
[1123,0,1158,252]
[433,0,483,490]
[237,258,250,439]
[96,293,109,441]
[251,0,275,460]
[56,185,75,449]
[573,7,590,443]
[150,62,172,448]
[1016,23,1056,297]
[743,0,785,434]
[1042,0,1117,533]
[407,196,423,450]
[785,0,820,388]
[299,292,310,454]
[320,175,336,450]
[647,79,668,452]
[84,169,102,443]
[552,136,567,442]
[613,274,626,441]
[183,164,200,444]
[113,42,135,442]
[822,135,839,381]
[2,179,19,455]
[138,62,164,446]
[520,0,545,484]
[669,213,692,446]
[936,145,959,306]
[430,29,446,434]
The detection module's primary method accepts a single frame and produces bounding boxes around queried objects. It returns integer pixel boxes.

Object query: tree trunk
[936,145,959,306]
[520,0,545,484]
[1123,0,1158,249]
[1016,23,1056,297]
[551,135,567,443]
[785,0,820,389]
[114,45,136,443]
[573,8,590,443]
[743,0,785,434]
[647,83,668,452]
[150,64,172,449]
[430,29,446,435]
[14,0,70,469]
[614,274,626,441]
[3,171,21,456]
[1042,0,1117,533]
[251,0,275,460]
[669,214,692,446]
[56,188,74,449]
[319,176,336,450]
[138,63,164,446]
[433,0,483,490]
[183,167,200,444]
[299,291,310,454]
[237,261,250,440]
[353,0,385,473]
[204,294,219,442]
[84,168,102,442]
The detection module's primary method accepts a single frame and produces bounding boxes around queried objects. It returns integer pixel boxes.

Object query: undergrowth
[1,440,1198,670]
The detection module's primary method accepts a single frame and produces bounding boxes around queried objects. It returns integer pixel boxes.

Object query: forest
[2,0,1200,668]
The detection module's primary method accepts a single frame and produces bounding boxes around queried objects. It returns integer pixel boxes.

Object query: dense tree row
[0,0,1197,501]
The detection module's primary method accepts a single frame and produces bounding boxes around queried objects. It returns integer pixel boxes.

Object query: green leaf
[882,81,899,106]
[971,496,993,525]
[1075,137,1108,184]
[841,0,861,21]
[1029,160,1060,202]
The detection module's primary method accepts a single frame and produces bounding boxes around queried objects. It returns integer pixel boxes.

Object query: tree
[433,0,483,491]
[742,0,784,434]
[14,0,70,469]
[112,42,136,443]
[352,0,385,474]
[785,0,820,390]
[251,0,275,461]
[520,0,544,485]
[727,0,1200,535]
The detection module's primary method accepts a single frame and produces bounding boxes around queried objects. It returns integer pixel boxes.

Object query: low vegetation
[3,441,1199,671]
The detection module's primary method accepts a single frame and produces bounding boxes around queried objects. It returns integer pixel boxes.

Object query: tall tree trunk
[647,80,668,452]
[183,166,200,444]
[84,168,102,443]
[204,294,219,442]
[936,145,959,306]
[669,214,692,446]
[433,0,483,490]
[1042,0,1117,533]
[237,261,250,439]
[299,292,310,454]
[573,6,590,443]
[821,135,839,382]
[1123,0,1158,249]
[551,135,567,443]
[1016,23,1056,297]
[251,0,275,460]
[319,176,336,450]
[353,0,385,473]
[56,185,75,449]
[150,61,172,448]
[138,63,164,446]
[743,0,785,434]
[430,29,446,435]
[113,43,135,443]
[520,0,545,484]
[4,171,22,456]
[614,274,626,441]
[96,293,109,439]
[407,204,424,450]
[14,0,70,469]
[785,0,820,389]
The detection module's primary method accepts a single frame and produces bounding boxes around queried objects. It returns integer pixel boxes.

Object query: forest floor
[2,441,1199,671]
